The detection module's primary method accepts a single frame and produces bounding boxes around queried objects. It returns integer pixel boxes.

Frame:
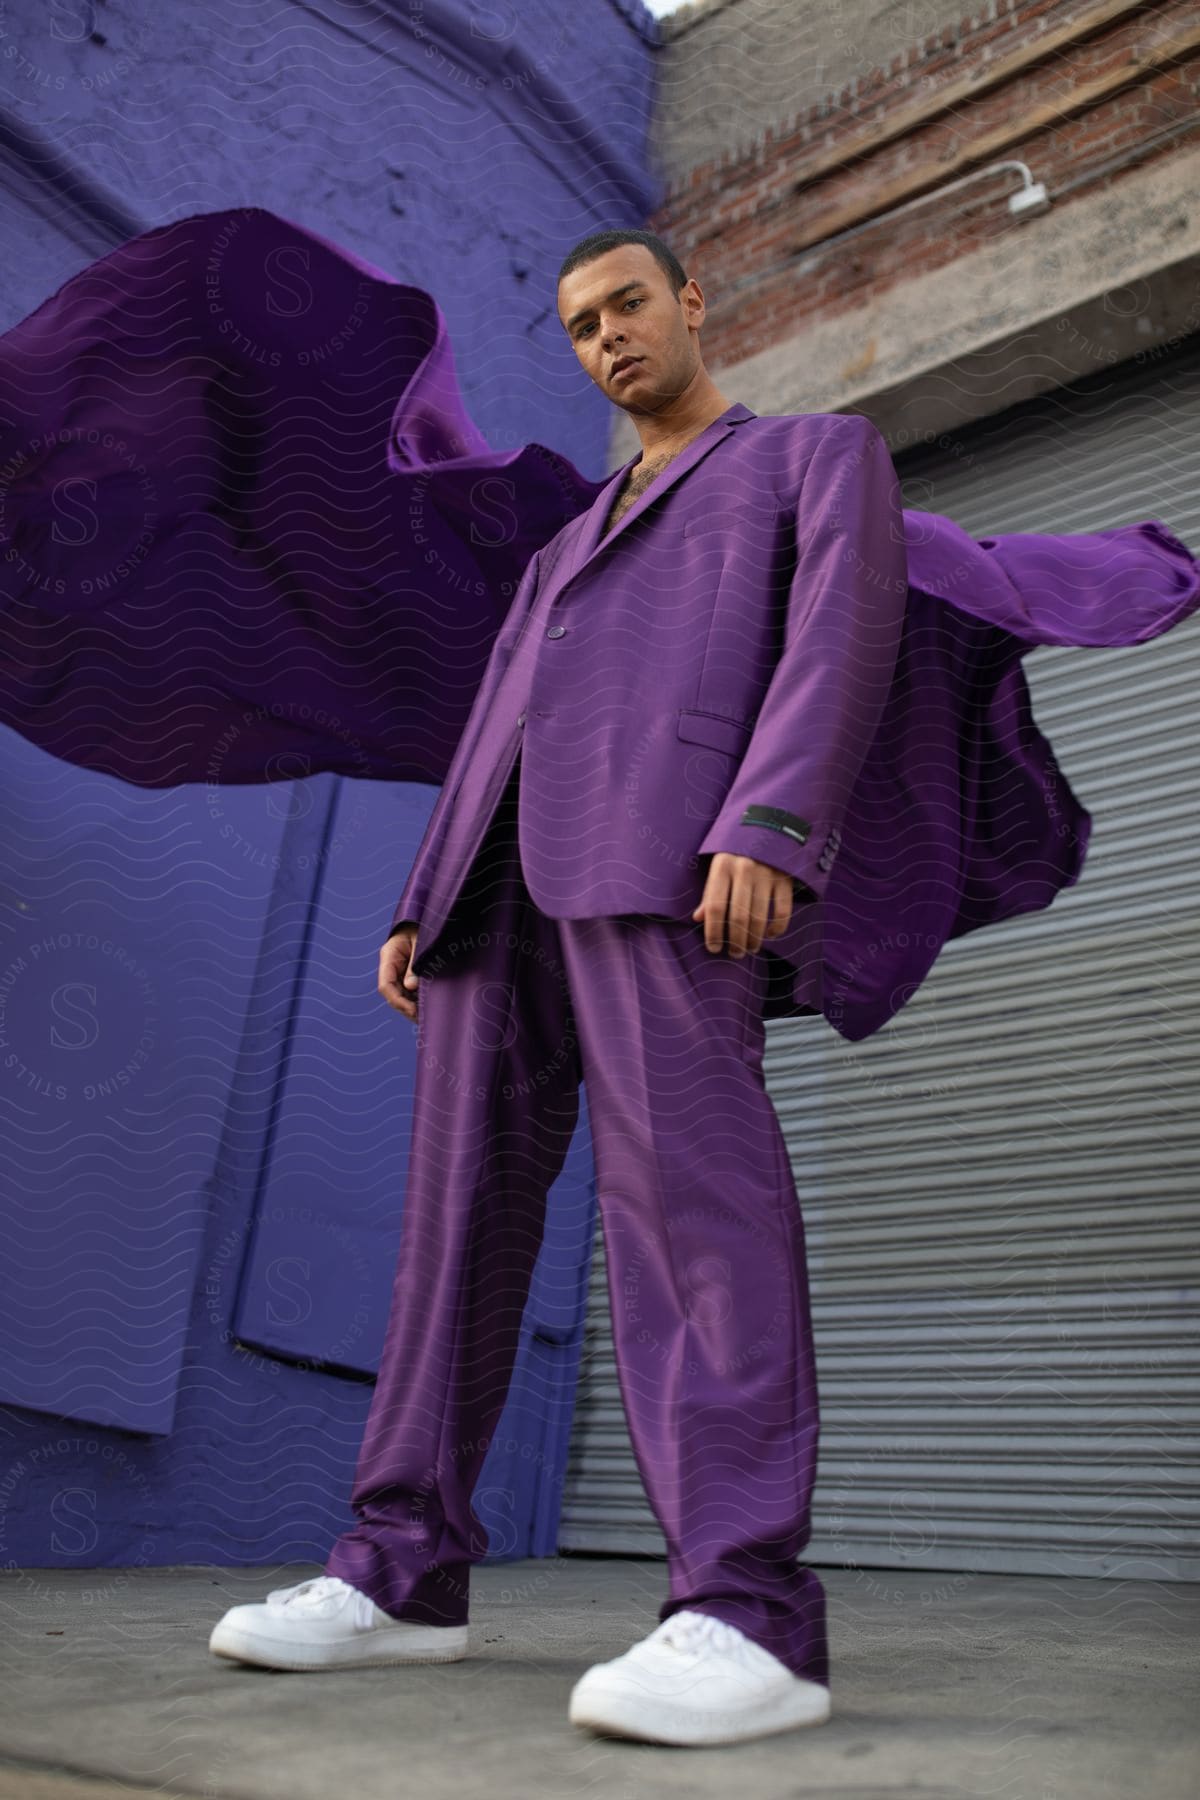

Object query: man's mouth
[611,357,641,381]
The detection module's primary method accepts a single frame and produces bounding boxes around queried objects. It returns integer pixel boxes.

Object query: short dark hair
[557,228,688,298]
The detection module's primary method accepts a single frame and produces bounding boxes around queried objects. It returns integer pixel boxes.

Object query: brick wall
[650,0,980,180]
[647,0,1199,374]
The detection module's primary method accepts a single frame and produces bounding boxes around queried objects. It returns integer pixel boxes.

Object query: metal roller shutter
[558,336,1200,1582]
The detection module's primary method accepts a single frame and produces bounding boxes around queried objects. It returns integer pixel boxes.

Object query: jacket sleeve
[387,546,544,936]
[696,414,908,901]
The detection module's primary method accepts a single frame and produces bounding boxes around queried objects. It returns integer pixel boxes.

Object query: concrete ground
[0,1558,1196,1800]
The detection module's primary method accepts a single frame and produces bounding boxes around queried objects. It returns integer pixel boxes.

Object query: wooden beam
[783,0,1151,192]
[787,17,1200,255]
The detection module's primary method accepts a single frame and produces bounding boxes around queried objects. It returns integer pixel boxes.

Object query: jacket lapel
[549,401,756,599]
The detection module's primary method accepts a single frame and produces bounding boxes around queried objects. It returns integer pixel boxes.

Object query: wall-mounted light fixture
[1006,167,1051,216]
[793,159,1053,271]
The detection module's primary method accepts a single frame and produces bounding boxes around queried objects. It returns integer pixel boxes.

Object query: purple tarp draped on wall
[2,207,1198,1039]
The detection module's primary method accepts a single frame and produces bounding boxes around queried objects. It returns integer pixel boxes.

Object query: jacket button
[545,624,566,639]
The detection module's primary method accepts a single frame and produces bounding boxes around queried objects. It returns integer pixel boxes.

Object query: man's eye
[578,299,641,340]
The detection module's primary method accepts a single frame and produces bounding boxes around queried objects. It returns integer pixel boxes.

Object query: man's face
[557,245,698,414]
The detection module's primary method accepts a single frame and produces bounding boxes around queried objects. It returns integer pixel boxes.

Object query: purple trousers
[324,761,828,1686]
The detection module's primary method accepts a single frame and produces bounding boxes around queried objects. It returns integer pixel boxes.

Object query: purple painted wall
[0,0,662,1573]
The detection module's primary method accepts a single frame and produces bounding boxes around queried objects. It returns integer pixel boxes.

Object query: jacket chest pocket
[683,506,784,541]
[680,505,788,701]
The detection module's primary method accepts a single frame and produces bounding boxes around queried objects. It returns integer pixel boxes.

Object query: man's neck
[628,387,736,464]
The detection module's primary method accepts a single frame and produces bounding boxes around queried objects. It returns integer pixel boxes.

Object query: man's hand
[379,923,420,1020]
[692,853,794,957]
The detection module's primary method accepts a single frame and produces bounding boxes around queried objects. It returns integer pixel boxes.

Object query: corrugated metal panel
[559,337,1200,1581]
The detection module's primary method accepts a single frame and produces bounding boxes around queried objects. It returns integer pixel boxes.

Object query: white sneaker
[207,1575,469,1672]
[568,1609,831,1746]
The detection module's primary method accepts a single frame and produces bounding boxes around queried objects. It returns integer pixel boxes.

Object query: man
[209,226,909,1747]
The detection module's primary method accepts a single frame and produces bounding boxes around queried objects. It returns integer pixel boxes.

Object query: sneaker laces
[653,1610,748,1660]
[265,1575,362,1614]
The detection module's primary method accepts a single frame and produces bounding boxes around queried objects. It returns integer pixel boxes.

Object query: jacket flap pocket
[676,709,753,755]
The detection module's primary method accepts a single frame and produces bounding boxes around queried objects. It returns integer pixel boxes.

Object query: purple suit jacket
[390,405,908,1025]
[2,208,1198,1039]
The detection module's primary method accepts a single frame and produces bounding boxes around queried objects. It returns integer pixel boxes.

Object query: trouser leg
[555,912,829,1687]
[325,769,581,1623]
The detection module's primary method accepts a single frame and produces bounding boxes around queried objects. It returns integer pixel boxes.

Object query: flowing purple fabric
[1,207,1197,1039]
[0,208,595,792]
